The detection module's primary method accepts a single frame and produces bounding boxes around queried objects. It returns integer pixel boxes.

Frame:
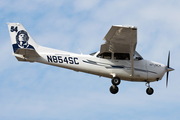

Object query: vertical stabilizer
[7,23,38,53]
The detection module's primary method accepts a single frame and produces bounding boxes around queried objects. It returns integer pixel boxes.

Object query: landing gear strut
[145,82,154,95]
[110,77,121,94]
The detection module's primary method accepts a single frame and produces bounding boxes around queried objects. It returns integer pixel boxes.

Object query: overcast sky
[0,0,180,119]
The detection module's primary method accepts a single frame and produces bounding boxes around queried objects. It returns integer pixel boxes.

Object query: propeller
[166,51,174,87]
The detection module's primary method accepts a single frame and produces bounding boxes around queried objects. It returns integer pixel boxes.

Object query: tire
[146,87,154,95]
[110,85,119,94]
[111,77,121,85]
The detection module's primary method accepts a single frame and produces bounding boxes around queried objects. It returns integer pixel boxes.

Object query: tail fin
[7,23,38,53]
[7,23,40,61]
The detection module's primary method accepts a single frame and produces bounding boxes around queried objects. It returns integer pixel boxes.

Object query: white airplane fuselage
[14,45,167,83]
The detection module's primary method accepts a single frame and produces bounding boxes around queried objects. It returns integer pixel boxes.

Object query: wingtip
[113,25,137,29]
[6,23,21,26]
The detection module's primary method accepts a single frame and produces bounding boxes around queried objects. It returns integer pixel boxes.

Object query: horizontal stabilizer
[15,48,40,58]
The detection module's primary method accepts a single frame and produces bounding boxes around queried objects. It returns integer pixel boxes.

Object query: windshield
[134,51,143,60]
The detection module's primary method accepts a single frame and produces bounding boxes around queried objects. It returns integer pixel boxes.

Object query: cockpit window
[134,51,143,60]
[96,51,143,60]
[90,52,97,56]
[114,53,130,60]
[97,52,111,59]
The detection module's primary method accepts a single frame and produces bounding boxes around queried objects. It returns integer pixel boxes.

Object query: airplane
[7,23,174,95]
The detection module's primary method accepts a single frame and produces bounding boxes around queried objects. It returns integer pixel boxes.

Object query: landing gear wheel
[146,87,154,95]
[111,77,121,86]
[110,85,119,94]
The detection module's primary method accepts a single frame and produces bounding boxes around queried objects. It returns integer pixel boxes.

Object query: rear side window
[97,52,111,59]
[114,53,130,60]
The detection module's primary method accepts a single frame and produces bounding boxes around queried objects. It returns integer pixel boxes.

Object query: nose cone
[167,67,174,72]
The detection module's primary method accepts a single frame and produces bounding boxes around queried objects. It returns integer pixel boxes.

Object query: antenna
[77,47,83,55]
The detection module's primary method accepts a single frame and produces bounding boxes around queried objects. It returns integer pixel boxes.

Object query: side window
[114,53,130,60]
[97,52,111,59]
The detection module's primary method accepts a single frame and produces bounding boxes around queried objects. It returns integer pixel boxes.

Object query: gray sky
[0,0,180,119]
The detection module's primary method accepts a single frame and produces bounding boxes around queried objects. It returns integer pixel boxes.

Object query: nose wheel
[145,82,154,95]
[110,77,121,94]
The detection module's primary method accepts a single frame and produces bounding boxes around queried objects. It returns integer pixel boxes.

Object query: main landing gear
[109,77,121,94]
[145,82,154,95]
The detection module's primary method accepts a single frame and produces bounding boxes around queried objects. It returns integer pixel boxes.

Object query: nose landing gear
[109,77,121,94]
[145,82,154,95]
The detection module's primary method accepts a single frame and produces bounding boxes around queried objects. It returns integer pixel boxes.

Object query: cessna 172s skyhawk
[7,23,174,95]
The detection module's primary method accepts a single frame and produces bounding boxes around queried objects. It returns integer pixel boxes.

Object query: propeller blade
[167,51,170,68]
[166,71,169,87]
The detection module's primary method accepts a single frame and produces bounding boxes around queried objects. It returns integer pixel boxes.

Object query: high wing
[100,25,137,53]
[100,25,137,76]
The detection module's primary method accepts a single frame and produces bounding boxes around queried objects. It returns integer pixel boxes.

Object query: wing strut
[130,45,134,77]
